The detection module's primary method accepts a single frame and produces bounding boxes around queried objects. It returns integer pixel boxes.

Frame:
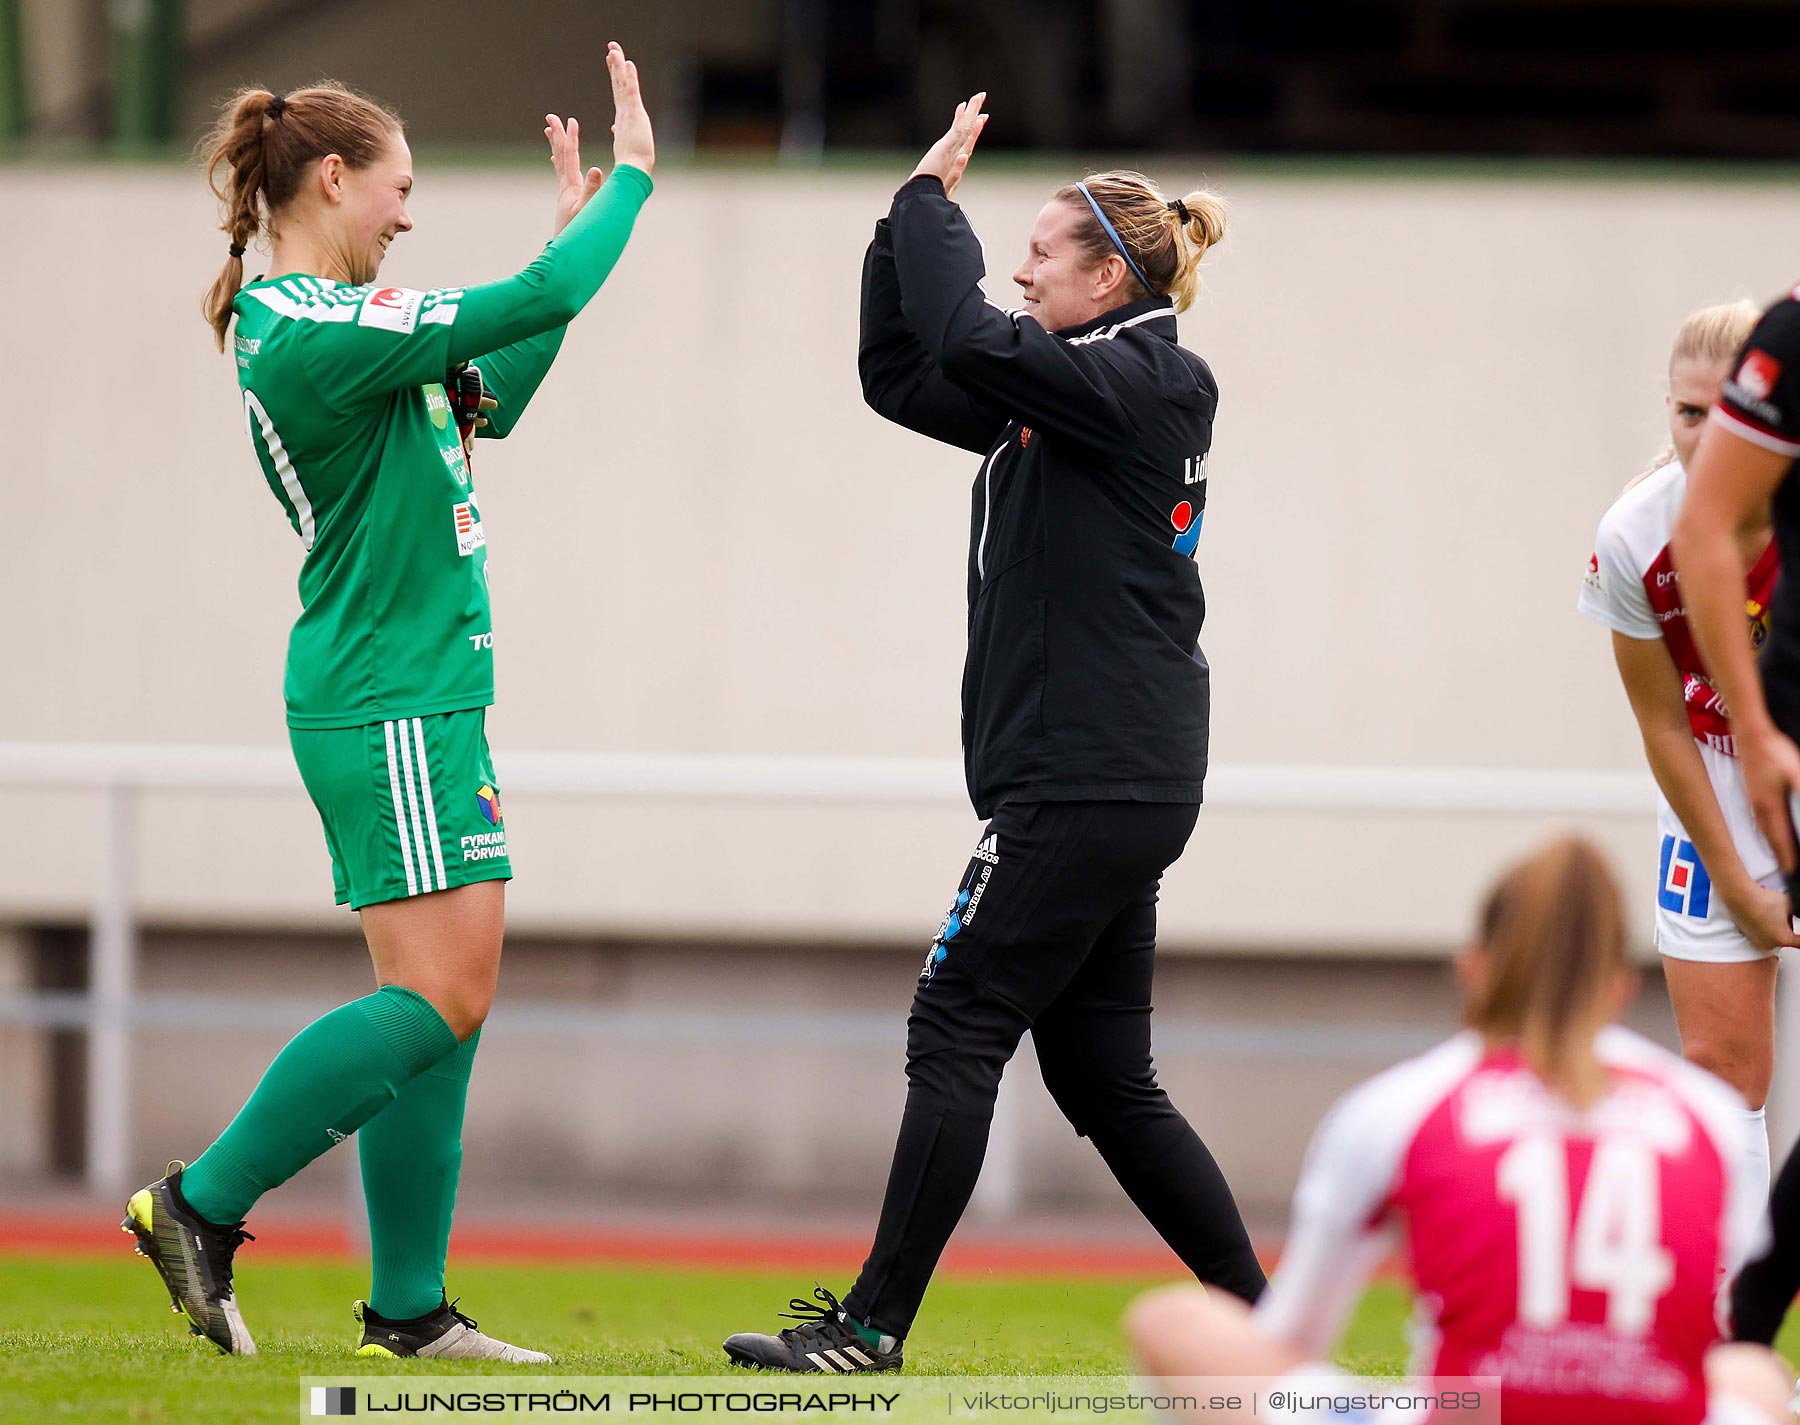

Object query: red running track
[6,1211,1298,1279]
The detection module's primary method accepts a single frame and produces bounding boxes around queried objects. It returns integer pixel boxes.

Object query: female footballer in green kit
[121,45,655,1360]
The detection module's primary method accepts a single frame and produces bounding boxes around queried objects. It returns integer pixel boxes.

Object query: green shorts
[289,709,512,910]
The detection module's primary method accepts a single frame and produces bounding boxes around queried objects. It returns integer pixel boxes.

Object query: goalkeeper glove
[445,361,498,447]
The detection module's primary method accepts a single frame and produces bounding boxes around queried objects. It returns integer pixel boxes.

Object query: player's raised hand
[545,113,606,236]
[607,41,655,176]
[911,92,989,199]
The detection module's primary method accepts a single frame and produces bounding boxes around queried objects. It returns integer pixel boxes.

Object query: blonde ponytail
[1464,837,1627,1109]
[1161,189,1228,313]
[1055,170,1228,314]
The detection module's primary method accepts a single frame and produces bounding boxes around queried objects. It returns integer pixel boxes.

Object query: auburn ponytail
[204,89,278,351]
[201,81,403,352]
[1464,836,1628,1108]
[1054,170,1228,314]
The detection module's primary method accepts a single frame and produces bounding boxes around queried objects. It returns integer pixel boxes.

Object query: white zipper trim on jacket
[975,437,1009,579]
[1066,304,1173,345]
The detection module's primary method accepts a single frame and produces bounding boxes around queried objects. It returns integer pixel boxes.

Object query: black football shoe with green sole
[121,1162,256,1355]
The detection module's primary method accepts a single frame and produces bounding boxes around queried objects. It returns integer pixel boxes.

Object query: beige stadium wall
[7,162,1799,954]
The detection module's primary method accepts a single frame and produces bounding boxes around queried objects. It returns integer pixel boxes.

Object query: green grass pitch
[3,1257,1795,1422]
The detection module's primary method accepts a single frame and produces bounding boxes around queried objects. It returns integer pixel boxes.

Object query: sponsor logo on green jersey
[453,498,485,557]
[425,384,450,431]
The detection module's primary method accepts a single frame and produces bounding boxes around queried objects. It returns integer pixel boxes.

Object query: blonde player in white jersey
[1578,300,1796,1204]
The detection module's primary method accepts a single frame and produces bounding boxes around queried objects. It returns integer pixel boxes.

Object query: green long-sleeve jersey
[231,164,652,729]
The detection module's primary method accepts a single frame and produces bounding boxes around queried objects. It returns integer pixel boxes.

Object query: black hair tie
[266,94,286,120]
[1169,198,1191,224]
[228,242,246,258]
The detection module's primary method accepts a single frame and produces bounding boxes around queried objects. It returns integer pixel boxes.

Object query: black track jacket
[860,175,1215,818]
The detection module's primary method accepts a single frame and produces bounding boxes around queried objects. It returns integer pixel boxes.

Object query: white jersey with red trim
[1579,460,1778,756]
[1255,1028,1760,1425]
[1579,462,1784,960]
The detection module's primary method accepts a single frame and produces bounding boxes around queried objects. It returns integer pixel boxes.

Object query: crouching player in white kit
[1578,300,1795,1203]
[1127,837,1791,1425]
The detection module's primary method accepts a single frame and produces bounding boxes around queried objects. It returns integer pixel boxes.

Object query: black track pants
[842,800,1267,1338]
[1733,1134,1800,1343]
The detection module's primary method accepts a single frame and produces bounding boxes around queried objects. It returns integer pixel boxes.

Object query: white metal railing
[0,740,1664,810]
[0,742,1689,1211]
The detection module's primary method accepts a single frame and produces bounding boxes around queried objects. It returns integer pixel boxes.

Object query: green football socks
[179,985,460,1226]
[361,1029,480,1321]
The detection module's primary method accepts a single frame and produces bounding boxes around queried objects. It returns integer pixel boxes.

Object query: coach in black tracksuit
[724,95,1266,1373]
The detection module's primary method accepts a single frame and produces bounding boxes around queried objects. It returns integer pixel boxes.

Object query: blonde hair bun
[1056,170,1227,314]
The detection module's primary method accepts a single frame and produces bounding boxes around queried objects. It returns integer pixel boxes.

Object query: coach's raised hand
[607,41,655,177]
[910,91,988,199]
